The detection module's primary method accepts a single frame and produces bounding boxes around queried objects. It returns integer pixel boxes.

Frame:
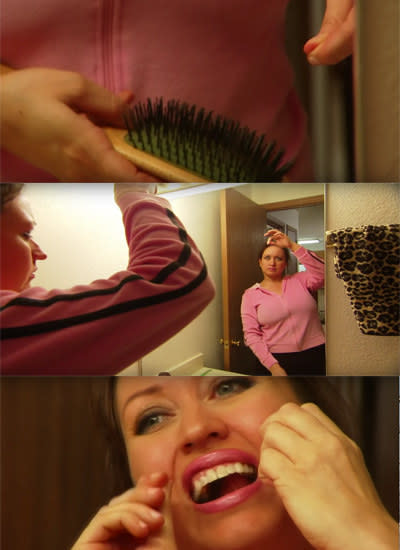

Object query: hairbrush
[105,98,292,183]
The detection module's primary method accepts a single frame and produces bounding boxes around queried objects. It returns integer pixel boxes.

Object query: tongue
[218,473,251,496]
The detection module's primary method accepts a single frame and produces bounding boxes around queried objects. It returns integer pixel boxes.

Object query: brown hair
[258,242,290,264]
[0,183,24,211]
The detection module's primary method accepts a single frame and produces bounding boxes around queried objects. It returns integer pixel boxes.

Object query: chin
[172,491,301,550]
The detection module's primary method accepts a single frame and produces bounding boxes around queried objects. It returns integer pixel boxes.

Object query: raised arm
[0,185,215,374]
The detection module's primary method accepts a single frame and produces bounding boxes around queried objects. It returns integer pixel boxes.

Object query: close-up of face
[0,195,47,291]
[116,376,309,550]
[258,245,288,280]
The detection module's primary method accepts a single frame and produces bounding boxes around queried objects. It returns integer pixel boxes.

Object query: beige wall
[25,184,223,375]
[325,183,400,374]
[355,1,399,182]
[138,189,223,374]
[236,183,324,204]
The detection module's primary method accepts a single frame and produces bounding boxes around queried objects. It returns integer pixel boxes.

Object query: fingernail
[307,55,320,66]
[149,509,162,520]
[149,472,163,481]
[304,41,318,55]
[147,487,161,496]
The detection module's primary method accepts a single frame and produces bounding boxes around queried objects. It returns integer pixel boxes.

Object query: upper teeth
[191,462,255,502]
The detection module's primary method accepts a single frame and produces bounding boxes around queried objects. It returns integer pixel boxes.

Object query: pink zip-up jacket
[1,0,311,182]
[0,191,215,374]
[241,247,325,369]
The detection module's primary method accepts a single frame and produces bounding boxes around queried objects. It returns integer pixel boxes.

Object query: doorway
[220,185,325,373]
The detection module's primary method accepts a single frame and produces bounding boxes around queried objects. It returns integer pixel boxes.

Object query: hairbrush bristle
[124,98,292,182]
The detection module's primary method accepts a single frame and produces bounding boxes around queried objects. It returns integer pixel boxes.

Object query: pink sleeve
[293,246,325,291]
[240,289,277,370]
[0,192,215,374]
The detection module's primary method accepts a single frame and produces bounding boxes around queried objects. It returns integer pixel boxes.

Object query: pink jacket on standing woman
[0,191,215,374]
[241,247,325,370]
[1,0,312,182]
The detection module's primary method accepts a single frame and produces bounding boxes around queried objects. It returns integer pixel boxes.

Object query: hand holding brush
[1,66,291,183]
[0,66,159,183]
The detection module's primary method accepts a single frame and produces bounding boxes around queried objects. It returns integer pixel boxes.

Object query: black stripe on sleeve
[1,207,209,339]
[1,264,209,339]
[0,208,189,312]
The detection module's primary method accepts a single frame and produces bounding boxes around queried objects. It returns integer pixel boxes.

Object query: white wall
[136,190,223,375]
[326,183,400,374]
[24,184,223,375]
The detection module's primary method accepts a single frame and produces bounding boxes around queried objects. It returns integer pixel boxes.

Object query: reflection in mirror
[18,183,325,376]
[266,203,325,324]
[220,184,325,376]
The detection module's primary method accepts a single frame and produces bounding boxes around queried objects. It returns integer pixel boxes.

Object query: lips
[182,449,261,513]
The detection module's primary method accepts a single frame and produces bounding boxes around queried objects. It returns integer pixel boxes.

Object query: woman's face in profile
[116,377,305,550]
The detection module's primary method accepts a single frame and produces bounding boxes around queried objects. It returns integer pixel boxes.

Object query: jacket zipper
[101,0,116,91]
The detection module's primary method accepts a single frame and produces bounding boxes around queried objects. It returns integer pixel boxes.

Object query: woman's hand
[71,472,175,550]
[269,363,287,377]
[259,403,397,550]
[264,229,300,252]
[304,0,355,65]
[0,67,158,182]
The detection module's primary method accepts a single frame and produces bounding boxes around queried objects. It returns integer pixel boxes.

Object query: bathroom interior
[24,181,399,376]
[1,4,399,550]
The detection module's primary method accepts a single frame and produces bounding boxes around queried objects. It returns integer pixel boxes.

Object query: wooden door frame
[260,194,324,212]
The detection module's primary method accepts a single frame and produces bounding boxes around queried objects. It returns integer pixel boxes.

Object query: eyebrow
[121,384,163,417]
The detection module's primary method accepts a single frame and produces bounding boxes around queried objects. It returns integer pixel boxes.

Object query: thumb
[63,78,132,127]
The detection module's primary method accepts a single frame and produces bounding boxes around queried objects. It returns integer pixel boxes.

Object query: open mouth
[190,462,257,504]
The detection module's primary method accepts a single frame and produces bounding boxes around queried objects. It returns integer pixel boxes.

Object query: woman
[241,229,325,376]
[0,2,354,183]
[0,183,215,374]
[72,376,397,550]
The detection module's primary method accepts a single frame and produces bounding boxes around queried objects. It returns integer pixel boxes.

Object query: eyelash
[22,232,32,240]
[135,408,167,435]
[212,377,255,398]
[134,377,255,436]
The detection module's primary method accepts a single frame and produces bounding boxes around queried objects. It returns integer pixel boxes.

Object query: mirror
[219,183,325,374]
[23,183,324,375]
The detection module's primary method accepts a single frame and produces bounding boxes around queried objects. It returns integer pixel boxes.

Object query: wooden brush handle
[104,127,210,184]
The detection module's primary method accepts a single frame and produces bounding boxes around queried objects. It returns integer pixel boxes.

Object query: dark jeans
[250,344,326,376]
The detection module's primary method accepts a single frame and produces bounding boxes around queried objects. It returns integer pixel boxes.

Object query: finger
[261,402,343,445]
[258,446,295,484]
[108,487,165,510]
[261,418,308,465]
[117,89,135,104]
[300,402,349,439]
[109,473,168,507]
[305,2,355,65]
[60,73,131,127]
[78,502,164,546]
[56,115,157,182]
[136,472,170,489]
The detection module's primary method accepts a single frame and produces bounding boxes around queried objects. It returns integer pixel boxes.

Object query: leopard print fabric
[326,224,399,336]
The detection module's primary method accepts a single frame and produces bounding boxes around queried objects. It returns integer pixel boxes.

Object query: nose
[31,240,47,261]
[179,403,229,453]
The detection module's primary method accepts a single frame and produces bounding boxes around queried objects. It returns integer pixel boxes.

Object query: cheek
[127,439,175,481]
[11,238,32,264]
[233,395,290,444]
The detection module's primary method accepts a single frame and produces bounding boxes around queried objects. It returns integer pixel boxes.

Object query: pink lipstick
[183,449,262,514]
